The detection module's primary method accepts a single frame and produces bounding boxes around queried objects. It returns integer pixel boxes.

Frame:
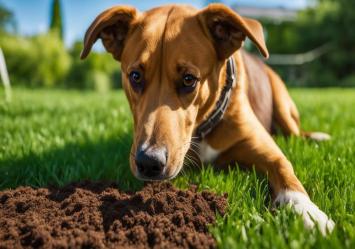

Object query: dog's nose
[135,146,167,178]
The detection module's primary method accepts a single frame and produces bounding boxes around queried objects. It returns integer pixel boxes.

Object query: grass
[0,88,354,248]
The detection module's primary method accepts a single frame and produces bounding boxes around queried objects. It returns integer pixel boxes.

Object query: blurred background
[0,0,354,94]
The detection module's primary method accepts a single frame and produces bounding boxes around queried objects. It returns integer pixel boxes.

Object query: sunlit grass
[0,88,354,248]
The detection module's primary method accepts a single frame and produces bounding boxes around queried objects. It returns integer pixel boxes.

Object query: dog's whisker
[186,142,202,162]
[184,154,200,170]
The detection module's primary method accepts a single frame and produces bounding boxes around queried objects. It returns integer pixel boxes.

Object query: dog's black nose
[135,146,167,178]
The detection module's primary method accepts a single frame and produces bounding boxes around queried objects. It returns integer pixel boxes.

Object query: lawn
[0,88,354,248]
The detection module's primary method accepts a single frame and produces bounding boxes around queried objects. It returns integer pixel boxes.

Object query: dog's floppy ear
[198,4,269,59]
[80,6,137,61]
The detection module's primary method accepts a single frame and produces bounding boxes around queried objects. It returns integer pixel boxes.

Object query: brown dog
[81,4,334,235]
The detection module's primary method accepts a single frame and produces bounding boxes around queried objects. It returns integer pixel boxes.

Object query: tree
[261,0,355,86]
[49,0,64,40]
[0,4,15,33]
[296,0,355,86]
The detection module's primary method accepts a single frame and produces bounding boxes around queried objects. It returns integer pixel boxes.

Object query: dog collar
[195,57,237,141]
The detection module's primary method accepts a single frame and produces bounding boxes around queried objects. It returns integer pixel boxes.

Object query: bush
[65,41,121,91]
[0,32,71,87]
[341,74,355,87]
[262,0,355,87]
[0,34,121,90]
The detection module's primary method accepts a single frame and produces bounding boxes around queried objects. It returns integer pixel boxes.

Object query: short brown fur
[82,3,330,204]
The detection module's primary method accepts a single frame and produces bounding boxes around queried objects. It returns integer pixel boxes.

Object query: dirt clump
[0,181,227,249]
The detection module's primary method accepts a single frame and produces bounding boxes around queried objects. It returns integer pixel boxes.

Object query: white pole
[0,47,11,102]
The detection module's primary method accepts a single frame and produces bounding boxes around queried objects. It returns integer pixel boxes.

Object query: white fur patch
[275,191,335,235]
[199,141,220,163]
[308,132,331,141]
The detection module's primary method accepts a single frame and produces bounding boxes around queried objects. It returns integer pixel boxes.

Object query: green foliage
[0,3,15,33]
[294,0,355,86]
[65,41,121,91]
[0,33,121,90]
[262,21,300,54]
[0,0,121,90]
[264,0,355,86]
[49,0,64,40]
[0,88,354,247]
[0,33,71,87]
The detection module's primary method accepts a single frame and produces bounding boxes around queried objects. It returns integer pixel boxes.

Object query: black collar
[195,57,237,141]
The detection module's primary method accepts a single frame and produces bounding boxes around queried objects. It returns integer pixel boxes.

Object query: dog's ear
[80,6,137,61]
[198,4,269,59]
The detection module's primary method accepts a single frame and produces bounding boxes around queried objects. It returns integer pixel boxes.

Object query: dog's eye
[129,71,142,83]
[129,71,143,92]
[183,74,198,87]
[178,74,198,94]
[179,74,198,94]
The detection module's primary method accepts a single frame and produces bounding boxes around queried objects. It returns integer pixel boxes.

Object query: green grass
[0,88,354,248]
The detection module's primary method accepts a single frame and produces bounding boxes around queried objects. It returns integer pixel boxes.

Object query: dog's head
[81,4,268,180]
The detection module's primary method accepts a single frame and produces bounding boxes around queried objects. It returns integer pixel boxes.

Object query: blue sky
[1,0,308,48]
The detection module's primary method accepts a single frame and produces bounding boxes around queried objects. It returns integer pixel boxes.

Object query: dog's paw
[275,190,335,235]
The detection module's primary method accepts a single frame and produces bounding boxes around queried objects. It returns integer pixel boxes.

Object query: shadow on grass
[0,130,271,211]
[0,132,143,191]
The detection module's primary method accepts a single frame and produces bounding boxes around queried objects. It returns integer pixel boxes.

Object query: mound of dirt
[0,181,227,249]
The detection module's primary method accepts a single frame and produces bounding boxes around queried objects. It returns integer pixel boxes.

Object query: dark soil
[0,181,227,249]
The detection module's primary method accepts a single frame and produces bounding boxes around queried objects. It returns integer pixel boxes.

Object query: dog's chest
[198,140,221,163]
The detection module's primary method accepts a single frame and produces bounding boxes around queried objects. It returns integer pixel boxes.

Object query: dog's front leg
[213,111,335,235]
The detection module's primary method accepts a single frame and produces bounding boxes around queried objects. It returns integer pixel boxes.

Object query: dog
[81,4,334,235]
